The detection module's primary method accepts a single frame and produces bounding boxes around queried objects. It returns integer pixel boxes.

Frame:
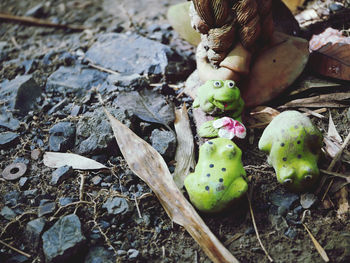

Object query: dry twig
[302,224,329,262]
[0,13,86,31]
[247,193,274,262]
[0,239,31,258]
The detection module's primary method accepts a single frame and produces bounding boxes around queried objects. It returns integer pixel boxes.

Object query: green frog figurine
[184,138,248,213]
[259,110,323,191]
[193,80,244,121]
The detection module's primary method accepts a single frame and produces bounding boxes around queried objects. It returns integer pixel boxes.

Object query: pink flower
[213,117,246,139]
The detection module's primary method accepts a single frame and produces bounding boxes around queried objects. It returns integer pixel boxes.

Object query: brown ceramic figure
[168,0,309,107]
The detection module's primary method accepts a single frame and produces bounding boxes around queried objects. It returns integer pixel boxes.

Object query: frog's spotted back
[259,111,323,191]
[184,138,248,213]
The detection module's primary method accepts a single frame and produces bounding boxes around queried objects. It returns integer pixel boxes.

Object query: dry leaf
[323,136,342,158]
[43,152,107,170]
[173,104,195,189]
[281,92,350,108]
[103,107,239,263]
[246,106,280,128]
[309,28,350,81]
[327,112,342,144]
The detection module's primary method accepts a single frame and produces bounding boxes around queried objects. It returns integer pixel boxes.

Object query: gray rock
[75,107,132,155]
[102,73,149,94]
[42,214,86,262]
[49,122,75,152]
[0,110,20,131]
[0,132,20,149]
[23,188,38,198]
[127,249,139,260]
[300,193,317,209]
[329,3,343,12]
[25,218,46,250]
[85,33,172,76]
[51,165,73,185]
[0,75,41,115]
[70,105,82,116]
[285,227,297,239]
[3,254,28,263]
[269,191,299,210]
[59,197,75,206]
[91,175,102,185]
[150,129,176,159]
[102,197,129,215]
[0,206,16,220]
[46,65,107,96]
[84,246,115,263]
[117,250,127,256]
[38,200,56,217]
[4,190,19,207]
[19,177,28,188]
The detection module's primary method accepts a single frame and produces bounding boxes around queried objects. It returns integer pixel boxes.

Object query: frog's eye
[227,81,235,89]
[226,144,234,149]
[283,178,293,185]
[213,81,222,88]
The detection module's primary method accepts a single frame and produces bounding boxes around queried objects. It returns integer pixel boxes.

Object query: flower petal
[218,128,235,139]
[213,118,224,129]
[234,121,246,139]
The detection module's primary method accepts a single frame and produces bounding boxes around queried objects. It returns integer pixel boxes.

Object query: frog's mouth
[212,98,235,110]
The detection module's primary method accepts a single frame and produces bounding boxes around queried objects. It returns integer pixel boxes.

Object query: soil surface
[1,0,350,263]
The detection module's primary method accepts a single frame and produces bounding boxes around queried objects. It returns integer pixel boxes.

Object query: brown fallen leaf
[246,106,280,128]
[327,112,342,144]
[43,152,107,170]
[103,107,239,263]
[281,92,350,108]
[309,28,350,81]
[173,104,196,189]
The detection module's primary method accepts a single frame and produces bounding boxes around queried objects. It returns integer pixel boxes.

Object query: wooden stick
[0,239,31,258]
[0,13,86,31]
[302,224,329,262]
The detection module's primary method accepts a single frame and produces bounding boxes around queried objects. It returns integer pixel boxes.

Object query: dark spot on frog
[297,140,301,144]
[221,168,226,172]
[209,164,214,168]
[281,143,285,147]
[208,141,213,145]
[206,173,210,177]
[297,154,301,159]
[205,186,210,191]
[219,178,223,183]
[283,157,287,161]
[294,125,298,129]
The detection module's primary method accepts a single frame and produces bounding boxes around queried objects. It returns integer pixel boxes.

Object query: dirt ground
[1,0,350,262]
